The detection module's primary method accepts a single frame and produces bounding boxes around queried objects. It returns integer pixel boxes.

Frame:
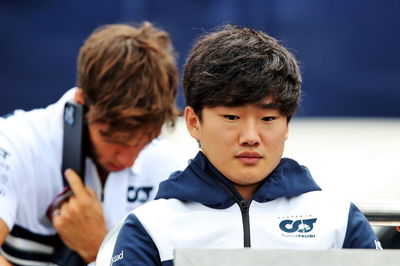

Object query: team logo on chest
[278,214,317,238]
[126,186,153,203]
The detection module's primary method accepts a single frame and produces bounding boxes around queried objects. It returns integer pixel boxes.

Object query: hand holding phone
[52,169,107,264]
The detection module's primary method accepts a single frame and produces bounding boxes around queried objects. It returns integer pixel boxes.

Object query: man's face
[185,102,289,199]
[87,123,156,173]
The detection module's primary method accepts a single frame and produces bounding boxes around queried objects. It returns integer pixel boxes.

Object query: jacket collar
[156,152,321,208]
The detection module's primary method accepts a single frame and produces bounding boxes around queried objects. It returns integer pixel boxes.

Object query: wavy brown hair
[77,22,179,138]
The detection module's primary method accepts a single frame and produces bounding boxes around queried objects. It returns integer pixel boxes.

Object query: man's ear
[74,88,85,105]
[285,123,289,141]
[184,106,201,141]
[283,117,290,141]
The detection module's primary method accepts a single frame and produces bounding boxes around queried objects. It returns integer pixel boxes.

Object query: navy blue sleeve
[110,213,162,265]
[342,203,382,249]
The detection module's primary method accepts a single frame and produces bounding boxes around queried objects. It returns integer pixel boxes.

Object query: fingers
[64,169,89,200]
[52,198,74,227]
[0,255,12,266]
[86,186,98,199]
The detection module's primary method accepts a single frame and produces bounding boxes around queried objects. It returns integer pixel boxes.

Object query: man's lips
[235,152,263,165]
[107,162,125,172]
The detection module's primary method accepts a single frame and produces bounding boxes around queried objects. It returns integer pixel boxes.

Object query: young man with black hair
[97,24,381,266]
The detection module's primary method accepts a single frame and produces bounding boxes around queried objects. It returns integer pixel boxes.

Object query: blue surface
[1,0,399,116]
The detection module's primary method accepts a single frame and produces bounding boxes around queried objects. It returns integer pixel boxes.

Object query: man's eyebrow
[100,130,131,143]
[258,102,280,109]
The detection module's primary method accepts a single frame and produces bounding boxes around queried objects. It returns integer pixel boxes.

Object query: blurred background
[0,0,399,117]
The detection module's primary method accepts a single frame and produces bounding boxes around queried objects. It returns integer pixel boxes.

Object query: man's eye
[224,115,239,120]
[262,116,276,121]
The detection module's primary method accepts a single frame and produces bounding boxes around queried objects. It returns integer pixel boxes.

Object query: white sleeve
[0,140,19,230]
[139,137,191,197]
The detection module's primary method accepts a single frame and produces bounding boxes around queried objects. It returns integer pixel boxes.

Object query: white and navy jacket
[0,89,188,265]
[97,151,381,266]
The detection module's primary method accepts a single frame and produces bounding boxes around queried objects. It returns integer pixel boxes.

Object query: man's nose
[239,123,260,146]
[116,149,138,167]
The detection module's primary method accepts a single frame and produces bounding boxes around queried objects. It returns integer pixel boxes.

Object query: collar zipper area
[206,168,252,247]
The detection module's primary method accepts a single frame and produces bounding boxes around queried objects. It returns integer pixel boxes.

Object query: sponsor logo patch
[0,148,10,159]
[0,148,10,196]
[112,250,124,264]
[127,186,152,203]
[278,214,317,238]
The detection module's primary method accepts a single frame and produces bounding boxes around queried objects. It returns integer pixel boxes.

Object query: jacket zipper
[239,200,251,247]
[206,168,251,247]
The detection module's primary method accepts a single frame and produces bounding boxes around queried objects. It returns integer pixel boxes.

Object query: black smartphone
[61,101,86,184]
[49,101,88,266]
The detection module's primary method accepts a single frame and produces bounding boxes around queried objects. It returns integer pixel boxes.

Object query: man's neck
[95,163,109,187]
[234,182,261,202]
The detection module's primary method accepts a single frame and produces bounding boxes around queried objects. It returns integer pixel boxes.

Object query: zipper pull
[240,200,248,210]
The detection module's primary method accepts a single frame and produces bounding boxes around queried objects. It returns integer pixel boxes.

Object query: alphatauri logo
[280,218,317,233]
[278,215,317,238]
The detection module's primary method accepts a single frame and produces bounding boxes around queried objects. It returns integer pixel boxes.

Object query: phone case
[61,101,86,184]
